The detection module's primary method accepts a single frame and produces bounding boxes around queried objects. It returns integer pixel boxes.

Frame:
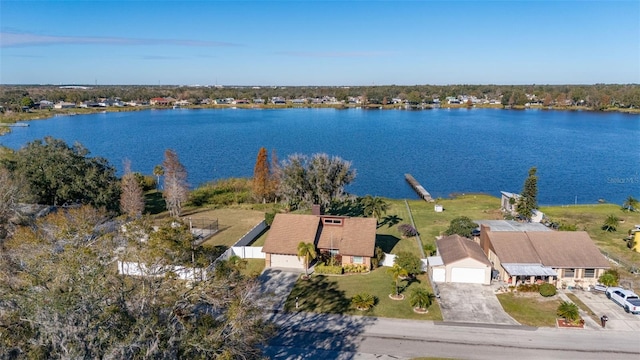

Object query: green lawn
[185,207,266,248]
[284,267,442,320]
[497,293,561,327]
[241,258,265,278]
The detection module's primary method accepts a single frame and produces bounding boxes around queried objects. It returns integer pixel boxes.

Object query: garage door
[451,267,486,284]
[432,268,446,282]
[270,254,305,269]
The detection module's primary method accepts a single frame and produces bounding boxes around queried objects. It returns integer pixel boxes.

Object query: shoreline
[2,103,639,132]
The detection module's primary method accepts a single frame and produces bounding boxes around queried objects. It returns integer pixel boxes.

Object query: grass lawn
[182,207,266,248]
[241,258,265,278]
[497,293,561,327]
[284,267,442,320]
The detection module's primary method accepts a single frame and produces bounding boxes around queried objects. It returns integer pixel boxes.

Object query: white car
[606,287,640,314]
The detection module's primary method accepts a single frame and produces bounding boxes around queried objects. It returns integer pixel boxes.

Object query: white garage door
[451,267,486,284]
[432,268,446,282]
[270,254,305,269]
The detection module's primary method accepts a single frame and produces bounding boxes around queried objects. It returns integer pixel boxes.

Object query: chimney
[480,224,491,254]
[312,204,323,216]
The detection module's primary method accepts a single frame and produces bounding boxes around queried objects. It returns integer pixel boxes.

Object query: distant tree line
[2,83,639,111]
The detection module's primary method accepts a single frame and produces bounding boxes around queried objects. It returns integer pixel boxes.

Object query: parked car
[605,287,640,314]
[589,283,607,292]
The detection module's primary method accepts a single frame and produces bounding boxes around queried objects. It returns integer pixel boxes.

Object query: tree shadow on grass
[378,214,402,228]
[375,234,400,254]
[284,275,351,315]
[327,200,364,217]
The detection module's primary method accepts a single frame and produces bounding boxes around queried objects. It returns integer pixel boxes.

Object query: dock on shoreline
[405,174,434,202]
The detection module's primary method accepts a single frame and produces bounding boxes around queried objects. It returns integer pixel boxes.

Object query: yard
[284,267,442,320]
[182,207,266,248]
[496,293,562,327]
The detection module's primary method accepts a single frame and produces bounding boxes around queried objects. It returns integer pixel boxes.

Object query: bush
[343,264,369,273]
[371,246,385,268]
[398,223,418,237]
[539,283,557,297]
[516,283,540,293]
[394,251,422,275]
[265,212,275,226]
[314,264,343,275]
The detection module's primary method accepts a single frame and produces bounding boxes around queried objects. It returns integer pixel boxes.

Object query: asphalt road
[264,312,640,360]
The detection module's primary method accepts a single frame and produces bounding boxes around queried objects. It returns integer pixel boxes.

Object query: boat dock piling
[405,174,434,202]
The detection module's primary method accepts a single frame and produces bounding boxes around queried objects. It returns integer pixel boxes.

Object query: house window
[564,269,575,278]
[329,249,339,256]
[584,269,596,278]
[323,218,343,225]
[353,256,363,264]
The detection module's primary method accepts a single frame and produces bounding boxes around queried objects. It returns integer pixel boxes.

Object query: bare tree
[162,149,189,218]
[0,168,29,244]
[120,159,145,218]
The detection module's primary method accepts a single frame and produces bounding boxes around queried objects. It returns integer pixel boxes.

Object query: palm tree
[387,264,408,297]
[351,293,375,311]
[557,301,580,324]
[602,214,620,232]
[410,287,435,312]
[361,195,389,221]
[297,242,317,278]
[598,272,618,287]
[153,164,164,190]
[623,195,639,212]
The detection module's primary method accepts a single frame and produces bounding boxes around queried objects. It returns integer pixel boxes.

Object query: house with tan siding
[479,224,610,288]
[262,213,376,270]
[431,234,492,285]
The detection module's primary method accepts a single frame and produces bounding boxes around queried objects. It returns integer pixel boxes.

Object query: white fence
[217,246,265,261]
[380,253,429,271]
[117,261,206,281]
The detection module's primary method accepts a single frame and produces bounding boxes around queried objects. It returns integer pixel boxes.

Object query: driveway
[437,283,519,325]
[569,289,640,331]
[255,268,302,311]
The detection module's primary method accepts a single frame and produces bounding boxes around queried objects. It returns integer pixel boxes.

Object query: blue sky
[1,0,638,85]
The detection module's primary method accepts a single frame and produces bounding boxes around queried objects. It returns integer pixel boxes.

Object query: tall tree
[252,147,270,202]
[162,149,189,218]
[270,149,281,202]
[120,159,144,218]
[0,167,29,244]
[297,241,317,278]
[387,264,408,297]
[11,137,120,211]
[153,164,164,190]
[280,153,356,210]
[516,167,538,221]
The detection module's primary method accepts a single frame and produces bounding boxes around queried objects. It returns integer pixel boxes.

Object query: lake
[1,108,638,205]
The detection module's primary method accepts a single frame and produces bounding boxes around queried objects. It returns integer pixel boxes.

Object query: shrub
[599,270,619,287]
[516,283,540,293]
[314,264,343,275]
[343,264,369,273]
[539,283,557,297]
[265,212,275,226]
[394,251,422,275]
[398,223,417,237]
[351,293,375,311]
[371,246,385,268]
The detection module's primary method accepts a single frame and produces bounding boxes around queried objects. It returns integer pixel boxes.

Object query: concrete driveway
[437,283,519,325]
[569,289,640,331]
[255,268,302,311]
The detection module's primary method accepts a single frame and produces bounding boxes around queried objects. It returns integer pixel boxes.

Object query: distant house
[479,224,610,288]
[253,98,265,104]
[262,213,377,270]
[500,191,520,214]
[54,101,76,109]
[39,100,53,109]
[500,191,544,222]
[430,234,492,285]
[271,97,286,105]
[150,97,173,106]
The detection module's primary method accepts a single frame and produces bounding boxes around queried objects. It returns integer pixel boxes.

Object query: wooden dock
[405,174,434,202]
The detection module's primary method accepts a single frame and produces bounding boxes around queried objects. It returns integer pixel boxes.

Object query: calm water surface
[1,108,638,205]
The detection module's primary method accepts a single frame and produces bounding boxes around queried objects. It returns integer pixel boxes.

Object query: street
[264,312,640,360]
